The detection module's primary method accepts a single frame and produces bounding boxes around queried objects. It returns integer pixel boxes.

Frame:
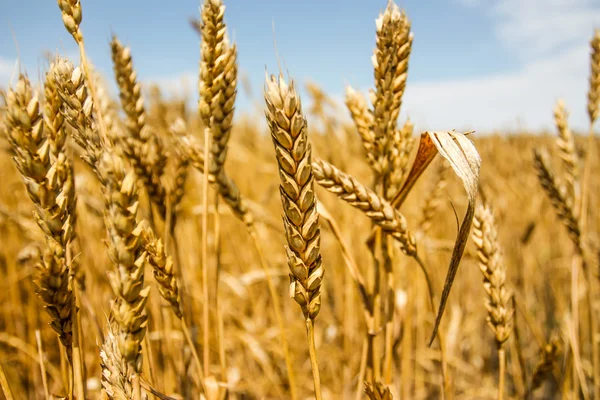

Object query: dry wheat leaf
[426,130,480,346]
[390,132,438,208]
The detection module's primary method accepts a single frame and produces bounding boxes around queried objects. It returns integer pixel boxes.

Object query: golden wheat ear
[4,74,75,359]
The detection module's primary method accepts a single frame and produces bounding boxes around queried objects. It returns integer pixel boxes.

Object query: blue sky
[2,0,600,132]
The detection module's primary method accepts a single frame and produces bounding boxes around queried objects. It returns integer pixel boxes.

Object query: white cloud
[398,0,600,132]
[492,0,600,58]
[401,44,589,133]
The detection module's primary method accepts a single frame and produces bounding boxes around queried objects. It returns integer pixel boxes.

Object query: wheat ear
[264,73,323,399]
[533,149,582,252]
[98,152,149,387]
[472,204,513,400]
[345,86,376,165]
[372,1,412,169]
[553,101,579,203]
[4,74,75,358]
[588,30,600,126]
[177,133,253,226]
[141,223,182,319]
[312,158,417,256]
[111,36,167,217]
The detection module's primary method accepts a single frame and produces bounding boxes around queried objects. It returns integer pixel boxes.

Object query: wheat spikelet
[472,204,513,346]
[533,149,582,252]
[4,74,74,356]
[312,158,417,256]
[345,86,376,165]
[99,151,149,373]
[588,29,600,125]
[111,36,167,216]
[264,73,324,320]
[553,100,579,202]
[372,1,412,158]
[141,223,182,319]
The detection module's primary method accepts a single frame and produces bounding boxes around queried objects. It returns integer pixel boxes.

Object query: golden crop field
[0,0,599,399]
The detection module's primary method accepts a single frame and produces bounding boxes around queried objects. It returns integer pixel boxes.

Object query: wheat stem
[306,318,322,400]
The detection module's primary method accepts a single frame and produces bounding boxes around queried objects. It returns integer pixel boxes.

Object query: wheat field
[0,0,599,399]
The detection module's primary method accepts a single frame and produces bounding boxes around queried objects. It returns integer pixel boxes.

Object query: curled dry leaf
[424,131,481,345]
